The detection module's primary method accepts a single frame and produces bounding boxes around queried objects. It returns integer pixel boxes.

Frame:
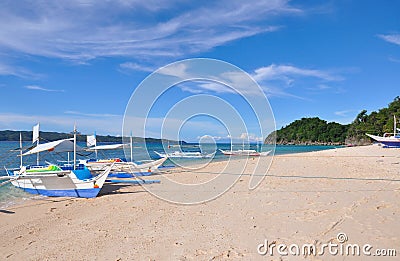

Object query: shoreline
[1,144,399,259]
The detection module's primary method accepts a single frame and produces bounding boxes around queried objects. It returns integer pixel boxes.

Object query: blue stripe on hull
[18,187,101,198]
[381,141,400,147]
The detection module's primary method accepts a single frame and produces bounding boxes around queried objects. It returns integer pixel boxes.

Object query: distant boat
[219,149,271,157]
[154,151,214,158]
[219,140,271,157]
[366,115,400,147]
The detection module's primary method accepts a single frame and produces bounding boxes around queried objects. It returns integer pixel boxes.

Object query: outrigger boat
[83,134,168,173]
[366,115,400,148]
[154,150,214,159]
[219,140,271,157]
[5,126,113,198]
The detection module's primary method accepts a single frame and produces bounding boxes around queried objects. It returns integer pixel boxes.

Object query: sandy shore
[1,145,399,260]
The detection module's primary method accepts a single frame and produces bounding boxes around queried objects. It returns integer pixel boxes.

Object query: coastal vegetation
[266,96,400,145]
[265,118,349,145]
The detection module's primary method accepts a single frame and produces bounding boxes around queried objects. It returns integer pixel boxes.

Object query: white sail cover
[32,123,39,143]
[87,135,97,147]
[22,138,84,156]
[86,144,125,150]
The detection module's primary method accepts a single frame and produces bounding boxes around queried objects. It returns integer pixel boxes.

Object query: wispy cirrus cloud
[253,64,343,82]
[334,110,355,117]
[25,85,64,92]
[0,0,300,65]
[378,33,400,46]
[168,63,343,99]
[119,62,155,72]
[64,110,120,118]
[0,62,42,79]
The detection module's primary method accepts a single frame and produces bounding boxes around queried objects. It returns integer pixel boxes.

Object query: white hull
[86,157,167,173]
[366,133,400,147]
[9,165,112,198]
[219,149,259,156]
[154,151,214,158]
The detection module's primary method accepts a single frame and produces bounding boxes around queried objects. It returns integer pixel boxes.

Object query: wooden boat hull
[366,134,400,147]
[219,149,260,156]
[86,157,167,173]
[154,151,214,158]
[9,165,112,198]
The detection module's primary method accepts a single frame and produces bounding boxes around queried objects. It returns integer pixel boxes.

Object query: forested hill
[265,118,349,145]
[346,96,400,144]
[0,130,181,144]
[265,96,400,145]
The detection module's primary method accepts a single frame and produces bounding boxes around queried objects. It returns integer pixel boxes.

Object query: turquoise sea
[0,141,341,207]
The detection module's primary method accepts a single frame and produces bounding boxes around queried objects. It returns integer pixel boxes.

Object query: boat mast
[19,132,23,168]
[36,141,40,165]
[130,131,133,162]
[94,132,98,160]
[394,115,397,136]
[32,123,40,165]
[73,124,77,170]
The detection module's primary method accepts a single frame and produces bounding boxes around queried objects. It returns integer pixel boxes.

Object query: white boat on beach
[5,125,113,198]
[366,115,400,147]
[84,134,168,173]
[83,157,167,173]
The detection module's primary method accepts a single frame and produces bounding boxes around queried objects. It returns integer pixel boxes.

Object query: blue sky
[0,0,399,142]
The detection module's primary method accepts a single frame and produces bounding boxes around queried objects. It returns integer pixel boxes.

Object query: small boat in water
[366,115,400,147]
[219,149,271,157]
[154,151,214,158]
[219,140,271,157]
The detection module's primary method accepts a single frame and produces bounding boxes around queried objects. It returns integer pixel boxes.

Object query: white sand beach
[1,144,399,260]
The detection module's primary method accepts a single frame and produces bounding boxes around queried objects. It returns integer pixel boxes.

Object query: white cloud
[334,110,352,117]
[25,85,65,92]
[388,56,400,63]
[64,110,120,118]
[378,34,400,46]
[0,0,300,64]
[253,64,342,82]
[0,62,41,79]
[119,62,154,72]
[158,63,191,79]
[173,63,342,98]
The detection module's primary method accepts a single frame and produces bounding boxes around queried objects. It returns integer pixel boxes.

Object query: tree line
[265,96,400,145]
